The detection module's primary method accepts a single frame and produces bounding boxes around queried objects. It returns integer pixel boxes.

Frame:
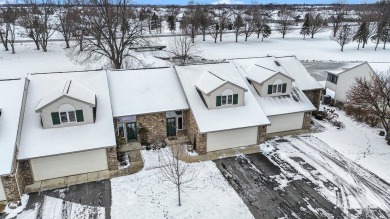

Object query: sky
[133,0,377,4]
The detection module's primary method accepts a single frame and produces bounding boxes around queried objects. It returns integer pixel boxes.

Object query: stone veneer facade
[303,89,323,110]
[257,126,267,144]
[0,159,34,202]
[137,113,167,144]
[303,112,312,129]
[106,147,118,170]
[184,110,207,155]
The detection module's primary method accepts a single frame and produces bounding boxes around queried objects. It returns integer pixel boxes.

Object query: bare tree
[180,3,201,43]
[56,1,76,48]
[243,21,255,41]
[276,7,296,38]
[37,0,56,52]
[167,35,199,65]
[308,12,326,38]
[346,73,390,143]
[20,3,41,50]
[233,13,244,42]
[331,0,346,37]
[208,22,219,43]
[0,10,9,51]
[158,144,198,206]
[70,0,148,69]
[198,9,212,41]
[331,23,354,52]
[3,4,19,53]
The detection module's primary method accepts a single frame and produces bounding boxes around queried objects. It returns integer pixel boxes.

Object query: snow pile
[111,149,254,219]
[3,195,29,219]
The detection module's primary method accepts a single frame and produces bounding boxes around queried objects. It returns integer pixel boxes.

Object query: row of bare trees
[330,1,390,52]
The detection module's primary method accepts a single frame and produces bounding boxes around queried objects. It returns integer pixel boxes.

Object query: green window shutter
[282,83,287,93]
[51,112,60,125]
[267,85,273,94]
[216,96,221,107]
[233,94,238,104]
[76,110,84,122]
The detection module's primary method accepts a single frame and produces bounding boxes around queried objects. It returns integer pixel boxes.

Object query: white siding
[41,96,94,129]
[207,127,258,152]
[267,113,304,134]
[335,64,374,102]
[31,149,108,181]
[205,83,245,109]
[0,179,6,201]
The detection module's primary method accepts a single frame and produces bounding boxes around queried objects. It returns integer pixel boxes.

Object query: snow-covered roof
[195,70,247,95]
[246,64,293,84]
[232,56,322,91]
[175,63,270,133]
[234,62,316,116]
[18,70,116,160]
[107,68,189,117]
[275,56,323,91]
[326,62,365,76]
[0,78,25,176]
[36,79,96,112]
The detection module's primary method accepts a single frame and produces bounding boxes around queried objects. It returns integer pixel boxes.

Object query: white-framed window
[58,104,77,124]
[166,111,184,130]
[268,79,287,95]
[221,89,233,105]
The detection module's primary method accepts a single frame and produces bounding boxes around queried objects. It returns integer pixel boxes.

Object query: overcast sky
[133,0,376,4]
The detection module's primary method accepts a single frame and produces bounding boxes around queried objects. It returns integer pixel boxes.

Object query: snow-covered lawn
[313,108,390,183]
[111,149,254,219]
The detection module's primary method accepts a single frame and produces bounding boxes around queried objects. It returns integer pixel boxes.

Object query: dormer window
[52,104,84,125]
[217,89,238,107]
[222,89,233,105]
[268,79,287,94]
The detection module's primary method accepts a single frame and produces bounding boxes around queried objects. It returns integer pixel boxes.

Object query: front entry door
[166,118,176,137]
[126,122,137,142]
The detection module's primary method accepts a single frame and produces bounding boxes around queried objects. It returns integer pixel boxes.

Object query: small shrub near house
[323,107,345,129]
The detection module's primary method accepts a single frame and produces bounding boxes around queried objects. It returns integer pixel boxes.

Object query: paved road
[214,153,344,219]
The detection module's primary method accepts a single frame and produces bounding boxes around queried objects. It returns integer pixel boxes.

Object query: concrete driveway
[213,153,344,219]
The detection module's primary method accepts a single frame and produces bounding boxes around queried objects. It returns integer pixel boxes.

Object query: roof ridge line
[207,70,226,82]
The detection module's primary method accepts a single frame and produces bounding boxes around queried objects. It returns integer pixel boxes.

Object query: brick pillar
[196,133,207,155]
[257,125,267,144]
[303,112,312,129]
[106,147,118,170]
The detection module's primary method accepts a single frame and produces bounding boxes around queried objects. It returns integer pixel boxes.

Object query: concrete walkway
[25,150,144,193]
[185,144,261,163]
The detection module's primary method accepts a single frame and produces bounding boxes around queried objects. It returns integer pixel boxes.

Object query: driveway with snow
[214,153,344,218]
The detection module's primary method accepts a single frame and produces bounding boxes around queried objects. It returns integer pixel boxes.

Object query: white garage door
[207,127,258,152]
[0,179,6,201]
[267,113,304,134]
[31,149,108,181]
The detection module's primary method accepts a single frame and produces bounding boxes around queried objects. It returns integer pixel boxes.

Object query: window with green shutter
[76,110,84,122]
[216,96,221,107]
[233,94,238,104]
[282,83,287,93]
[51,112,60,125]
[267,85,273,94]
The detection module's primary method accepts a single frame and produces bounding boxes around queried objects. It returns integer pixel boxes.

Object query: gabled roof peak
[35,79,96,112]
[195,70,247,95]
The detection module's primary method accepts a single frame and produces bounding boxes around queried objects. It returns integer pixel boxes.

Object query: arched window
[58,104,76,123]
[221,89,233,105]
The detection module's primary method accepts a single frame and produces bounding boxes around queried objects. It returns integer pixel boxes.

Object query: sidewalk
[25,150,144,193]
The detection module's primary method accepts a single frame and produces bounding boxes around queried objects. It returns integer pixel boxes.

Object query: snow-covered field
[111,149,254,219]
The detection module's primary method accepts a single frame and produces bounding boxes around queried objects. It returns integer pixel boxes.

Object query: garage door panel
[31,149,108,181]
[207,127,258,152]
[267,113,304,134]
[0,179,6,201]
